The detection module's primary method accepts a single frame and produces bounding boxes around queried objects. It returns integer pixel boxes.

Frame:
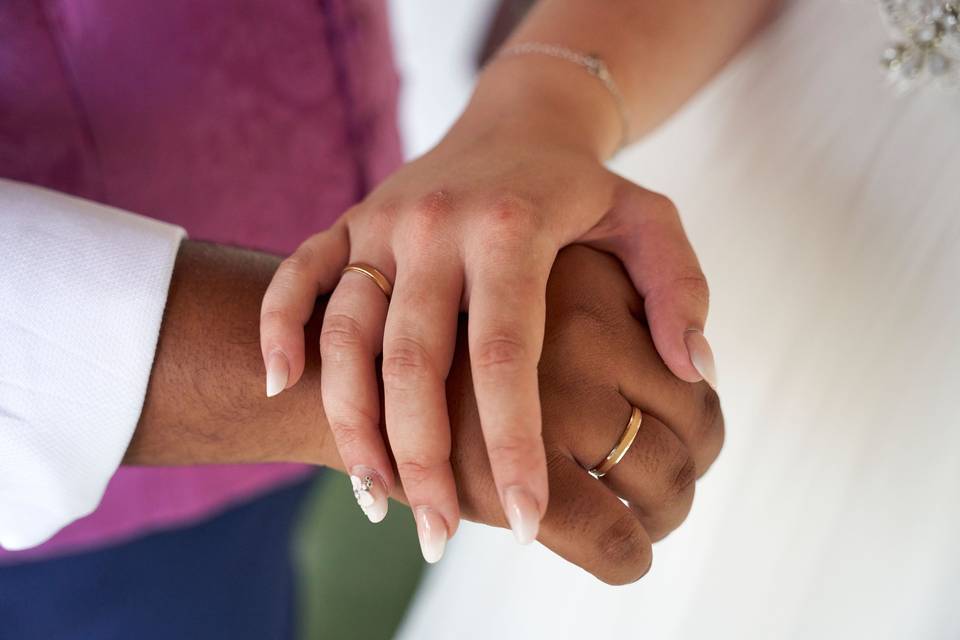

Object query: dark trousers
[0,478,315,640]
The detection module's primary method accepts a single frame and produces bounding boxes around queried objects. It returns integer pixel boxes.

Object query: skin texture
[258,0,778,553]
[130,243,329,467]
[129,241,722,584]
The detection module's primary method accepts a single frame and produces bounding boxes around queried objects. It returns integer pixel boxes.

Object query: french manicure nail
[503,485,540,545]
[265,352,289,398]
[350,468,389,524]
[414,506,447,564]
[684,329,718,390]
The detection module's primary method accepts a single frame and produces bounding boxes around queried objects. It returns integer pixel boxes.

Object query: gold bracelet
[497,42,631,150]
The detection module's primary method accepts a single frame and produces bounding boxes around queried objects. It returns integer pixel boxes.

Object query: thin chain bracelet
[497,42,631,152]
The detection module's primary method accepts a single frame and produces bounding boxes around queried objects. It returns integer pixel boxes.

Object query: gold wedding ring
[590,406,643,478]
[341,263,393,300]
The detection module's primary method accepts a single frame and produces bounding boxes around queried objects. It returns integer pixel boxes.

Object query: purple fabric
[0,0,402,561]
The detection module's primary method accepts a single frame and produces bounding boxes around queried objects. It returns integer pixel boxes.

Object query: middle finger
[382,254,463,563]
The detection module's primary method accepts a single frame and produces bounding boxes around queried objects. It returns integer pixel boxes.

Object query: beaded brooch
[880,1,960,88]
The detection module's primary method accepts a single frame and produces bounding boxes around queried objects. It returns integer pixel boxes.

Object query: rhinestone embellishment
[879,1,960,89]
[351,474,376,508]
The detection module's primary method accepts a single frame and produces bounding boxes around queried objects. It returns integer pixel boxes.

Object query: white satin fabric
[398,1,960,637]
[0,180,184,550]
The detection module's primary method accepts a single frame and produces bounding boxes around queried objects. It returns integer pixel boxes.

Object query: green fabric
[295,475,426,639]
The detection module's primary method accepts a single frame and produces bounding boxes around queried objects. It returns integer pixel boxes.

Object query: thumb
[584,179,716,389]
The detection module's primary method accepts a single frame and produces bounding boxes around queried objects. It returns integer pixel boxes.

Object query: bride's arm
[257,1,777,550]
[24,0,759,569]
[476,0,783,157]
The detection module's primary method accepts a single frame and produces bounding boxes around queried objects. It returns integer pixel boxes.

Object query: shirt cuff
[0,179,186,550]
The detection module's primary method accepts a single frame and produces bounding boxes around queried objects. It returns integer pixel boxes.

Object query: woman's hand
[343,246,723,580]
[259,61,715,559]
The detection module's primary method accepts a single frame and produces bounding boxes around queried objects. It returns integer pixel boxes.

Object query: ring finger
[581,398,696,542]
[319,245,395,524]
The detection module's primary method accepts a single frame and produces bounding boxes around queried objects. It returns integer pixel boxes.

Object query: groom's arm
[127,241,335,467]
[0,181,335,549]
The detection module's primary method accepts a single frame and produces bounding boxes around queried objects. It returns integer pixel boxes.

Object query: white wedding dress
[396,0,960,638]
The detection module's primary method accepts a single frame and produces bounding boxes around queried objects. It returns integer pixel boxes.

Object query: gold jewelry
[341,263,393,300]
[496,42,631,150]
[590,406,643,478]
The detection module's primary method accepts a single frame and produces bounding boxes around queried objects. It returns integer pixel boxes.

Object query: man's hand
[440,246,723,583]
[128,242,722,584]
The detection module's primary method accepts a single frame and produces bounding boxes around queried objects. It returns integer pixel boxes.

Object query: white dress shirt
[0,179,184,550]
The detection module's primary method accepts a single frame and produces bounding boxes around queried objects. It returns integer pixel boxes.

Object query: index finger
[260,225,349,395]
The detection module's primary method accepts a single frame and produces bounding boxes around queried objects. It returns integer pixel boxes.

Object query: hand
[334,246,723,581]
[259,63,715,553]
[131,241,720,582]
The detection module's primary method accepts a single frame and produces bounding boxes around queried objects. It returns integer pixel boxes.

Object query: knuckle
[407,191,454,242]
[692,388,725,473]
[319,313,366,359]
[479,197,540,244]
[659,449,697,511]
[646,191,680,219]
[396,458,446,487]
[595,514,652,584]
[643,450,696,542]
[278,252,313,281]
[472,332,531,375]
[329,422,366,452]
[487,431,543,469]
[260,307,294,330]
[645,271,709,316]
[413,190,455,218]
[328,412,378,452]
[551,300,620,348]
[675,272,710,307]
[382,336,435,389]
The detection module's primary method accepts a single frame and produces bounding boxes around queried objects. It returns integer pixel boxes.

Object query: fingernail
[503,486,540,545]
[684,329,718,390]
[265,352,289,398]
[414,506,447,564]
[350,468,389,524]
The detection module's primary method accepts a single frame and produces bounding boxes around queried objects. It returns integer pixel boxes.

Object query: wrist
[273,307,340,469]
[127,243,337,469]
[453,53,623,161]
